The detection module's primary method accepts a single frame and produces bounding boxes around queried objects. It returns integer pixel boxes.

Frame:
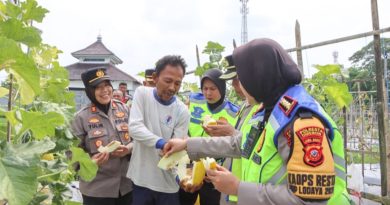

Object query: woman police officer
[164,38,351,205]
[71,67,133,205]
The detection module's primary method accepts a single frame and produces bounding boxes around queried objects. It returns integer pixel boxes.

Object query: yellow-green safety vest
[228,103,263,202]
[243,85,351,204]
[188,93,238,137]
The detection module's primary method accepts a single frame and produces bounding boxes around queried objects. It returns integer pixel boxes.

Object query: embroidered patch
[191,107,204,119]
[112,101,117,109]
[92,129,104,137]
[284,128,292,147]
[295,126,325,167]
[96,70,104,77]
[124,132,129,140]
[288,172,335,199]
[121,125,128,131]
[89,117,100,124]
[116,112,125,118]
[278,96,298,116]
[95,140,103,147]
[165,115,173,125]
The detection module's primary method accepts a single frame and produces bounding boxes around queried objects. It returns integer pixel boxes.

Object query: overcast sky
[36,0,390,83]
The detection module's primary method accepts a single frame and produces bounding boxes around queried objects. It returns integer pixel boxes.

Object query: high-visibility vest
[228,103,263,202]
[243,85,350,204]
[188,93,238,137]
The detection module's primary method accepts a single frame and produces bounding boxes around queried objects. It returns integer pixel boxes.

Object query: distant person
[71,67,133,205]
[119,82,131,103]
[143,68,156,87]
[113,90,123,101]
[127,55,190,205]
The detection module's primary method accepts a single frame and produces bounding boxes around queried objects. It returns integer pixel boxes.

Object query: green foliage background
[0,1,96,204]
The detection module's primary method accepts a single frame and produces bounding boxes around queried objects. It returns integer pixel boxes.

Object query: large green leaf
[32,45,61,67]
[324,83,353,109]
[17,110,65,139]
[0,37,41,104]
[0,18,42,47]
[12,138,56,161]
[0,139,55,205]
[21,0,49,23]
[69,147,98,182]
[313,64,341,75]
[3,1,22,19]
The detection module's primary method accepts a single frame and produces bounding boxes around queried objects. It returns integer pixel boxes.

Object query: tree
[347,38,390,96]
[194,41,226,76]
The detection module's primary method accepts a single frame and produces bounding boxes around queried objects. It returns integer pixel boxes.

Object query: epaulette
[189,92,205,101]
[74,104,93,116]
[278,95,298,117]
[225,101,239,113]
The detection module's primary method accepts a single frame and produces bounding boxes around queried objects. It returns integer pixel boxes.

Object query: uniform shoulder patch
[295,126,325,167]
[226,101,239,113]
[287,117,335,201]
[278,95,298,116]
[189,92,205,101]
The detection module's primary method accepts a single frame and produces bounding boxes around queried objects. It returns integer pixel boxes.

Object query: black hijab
[84,80,112,115]
[201,68,226,111]
[233,38,301,108]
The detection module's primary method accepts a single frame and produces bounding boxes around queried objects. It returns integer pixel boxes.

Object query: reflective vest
[243,85,350,204]
[228,103,263,202]
[188,93,238,137]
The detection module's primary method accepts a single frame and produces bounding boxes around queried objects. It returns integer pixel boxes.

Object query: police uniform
[185,86,350,204]
[219,55,263,205]
[71,68,133,202]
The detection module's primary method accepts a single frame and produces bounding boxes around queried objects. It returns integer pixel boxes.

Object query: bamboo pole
[286,27,390,52]
[371,0,389,197]
[295,20,304,78]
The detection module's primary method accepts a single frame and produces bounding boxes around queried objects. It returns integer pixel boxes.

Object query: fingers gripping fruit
[202,115,217,127]
[157,150,188,170]
[97,140,121,153]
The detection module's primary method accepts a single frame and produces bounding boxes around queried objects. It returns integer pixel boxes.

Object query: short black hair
[155,55,187,76]
[119,82,127,86]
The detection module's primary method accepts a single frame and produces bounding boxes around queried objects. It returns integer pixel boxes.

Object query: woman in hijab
[180,68,239,205]
[164,39,351,204]
[71,67,133,205]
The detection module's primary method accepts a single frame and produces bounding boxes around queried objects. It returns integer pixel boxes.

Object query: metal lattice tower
[240,0,249,44]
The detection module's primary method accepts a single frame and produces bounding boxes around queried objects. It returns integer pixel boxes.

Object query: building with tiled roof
[66,35,141,110]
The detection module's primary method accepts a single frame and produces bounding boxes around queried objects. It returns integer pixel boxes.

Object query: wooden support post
[295,20,304,78]
[358,82,365,177]
[371,0,389,197]
[233,39,237,49]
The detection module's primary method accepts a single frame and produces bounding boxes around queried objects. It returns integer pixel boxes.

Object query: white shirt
[127,86,190,193]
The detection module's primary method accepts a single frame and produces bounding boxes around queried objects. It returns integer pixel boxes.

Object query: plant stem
[6,74,13,143]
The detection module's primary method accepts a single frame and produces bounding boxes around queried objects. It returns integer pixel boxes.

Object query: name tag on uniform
[241,125,260,159]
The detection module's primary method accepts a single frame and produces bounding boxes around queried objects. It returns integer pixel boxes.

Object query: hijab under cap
[233,38,301,108]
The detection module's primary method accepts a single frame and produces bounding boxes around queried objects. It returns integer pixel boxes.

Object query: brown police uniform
[71,99,133,198]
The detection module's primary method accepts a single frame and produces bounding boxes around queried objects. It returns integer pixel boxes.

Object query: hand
[111,144,132,158]
[163,138,188,157]
[91,152,109,166]
[179,177,203,193]
[206,164,240,195]
[203,120,235,137]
